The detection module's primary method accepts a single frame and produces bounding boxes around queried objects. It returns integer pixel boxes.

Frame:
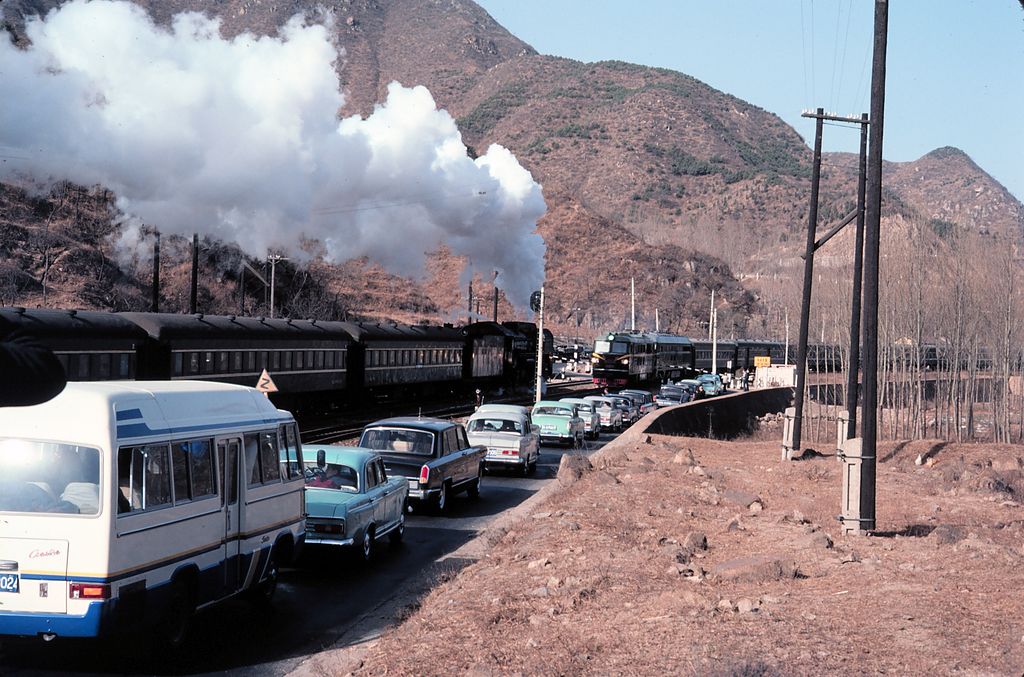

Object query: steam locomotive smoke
[0,0,546,306]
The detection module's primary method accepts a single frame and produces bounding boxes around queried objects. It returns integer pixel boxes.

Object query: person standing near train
[0,315,67,406]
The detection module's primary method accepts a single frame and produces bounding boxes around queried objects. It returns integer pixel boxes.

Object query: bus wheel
[160,580,194,651]
[249,552,280,606]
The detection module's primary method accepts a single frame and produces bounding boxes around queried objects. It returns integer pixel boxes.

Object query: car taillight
[419,465,430,484]
[69,582,110,600]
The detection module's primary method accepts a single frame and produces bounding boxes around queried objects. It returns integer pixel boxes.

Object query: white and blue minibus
[0,381,305,644]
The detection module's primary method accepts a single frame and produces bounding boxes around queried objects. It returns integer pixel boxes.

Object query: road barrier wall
[642,387,795,439]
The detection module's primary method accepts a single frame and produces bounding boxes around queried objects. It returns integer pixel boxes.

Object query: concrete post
[839,437,870,535]
[781,406,796,461]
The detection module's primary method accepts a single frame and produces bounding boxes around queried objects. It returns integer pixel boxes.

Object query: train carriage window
[217,352,229,374]
[305,351,314,369]
[315,351,324,369]
[75,354,90,380]
[259,431,281,483]
[258,352,267,370]
[283,350,293,370]
[271,351,281,370]
[201,351,215,375]
[188,352,201,375]
[417,349,425,365]
[173,353,184,377]
[246,352,256,372]
[294,351,303,369]
[231,351,243,373]
[325,351,334,369]
[117,353,132,379]
[55,353,69,376]
[94,353,111,380]
[340,350,347,368]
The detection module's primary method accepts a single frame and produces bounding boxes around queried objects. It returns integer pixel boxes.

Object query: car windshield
[304,462,359,492]
[0,439,102,515]
[589,400,611,410]
[468,418,523,434]
[698,375,715,382]
[359,428,435,455]
[534,406,569,417]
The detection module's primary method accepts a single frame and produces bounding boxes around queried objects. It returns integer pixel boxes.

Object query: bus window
[171,443,192,503]
[188,439,216,499]
[259,432,281,483]
[282,424,302,478]
[119,444,172,512]
[244,434,261,487]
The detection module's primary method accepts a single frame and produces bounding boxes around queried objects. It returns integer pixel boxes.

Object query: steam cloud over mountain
[0,0,546,306]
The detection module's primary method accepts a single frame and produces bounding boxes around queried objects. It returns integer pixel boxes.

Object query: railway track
[299,377,599,444]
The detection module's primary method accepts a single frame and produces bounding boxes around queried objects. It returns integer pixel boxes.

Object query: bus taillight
[69,582,110,600]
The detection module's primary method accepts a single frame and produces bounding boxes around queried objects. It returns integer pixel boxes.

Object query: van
[0,381,305,646]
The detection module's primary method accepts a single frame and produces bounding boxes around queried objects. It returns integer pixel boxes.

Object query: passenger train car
[0,308,553,411]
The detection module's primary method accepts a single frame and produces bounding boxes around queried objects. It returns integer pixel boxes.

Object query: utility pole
[151,230,160,313]
[630,277,636,331]
[268,254,287,319]
[493,271,499,323]
[785,308,790,365]
[535,286,545,403]
[468,279,473,323]
[708,290,715,341]
[846,113,870,438]
[189,233,199,314]
[711,307,718,373]
[857,0,889,534]
[790,107,825,458]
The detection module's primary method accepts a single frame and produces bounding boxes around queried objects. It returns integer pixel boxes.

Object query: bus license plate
[0,573,19,593]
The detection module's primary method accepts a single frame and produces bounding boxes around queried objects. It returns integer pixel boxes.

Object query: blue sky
[476,1,1024,201]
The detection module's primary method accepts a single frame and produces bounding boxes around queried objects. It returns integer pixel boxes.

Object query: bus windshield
[0,439,101,515]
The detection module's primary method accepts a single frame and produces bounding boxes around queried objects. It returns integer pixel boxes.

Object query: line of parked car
[654,373,727,407]
[299,387,677,562]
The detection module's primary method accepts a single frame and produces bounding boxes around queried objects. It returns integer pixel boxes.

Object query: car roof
[364,417,455,433]
[534,400,573,408]
[468,409,527,421]
[475,404,530,415]
[301,445,380,467]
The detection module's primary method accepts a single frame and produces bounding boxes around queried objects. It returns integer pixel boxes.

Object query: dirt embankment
[318,430,1024,675]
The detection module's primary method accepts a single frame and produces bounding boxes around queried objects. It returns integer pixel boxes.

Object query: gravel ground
[310,431,1024,676]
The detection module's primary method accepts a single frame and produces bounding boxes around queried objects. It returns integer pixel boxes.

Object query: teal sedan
[531,400,585,446]
[303,446,409,563]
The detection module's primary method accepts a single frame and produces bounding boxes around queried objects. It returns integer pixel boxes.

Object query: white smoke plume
[0,0,546,306]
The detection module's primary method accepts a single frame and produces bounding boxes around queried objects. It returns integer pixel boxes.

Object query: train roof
[649,333,693,346]
[120,312,355,341]
[598,331,653,344]
[464,321,522,338]
[339,322,465,343]
[0,307,149,341]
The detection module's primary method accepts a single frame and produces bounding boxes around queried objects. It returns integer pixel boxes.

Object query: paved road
[0,434,614,677]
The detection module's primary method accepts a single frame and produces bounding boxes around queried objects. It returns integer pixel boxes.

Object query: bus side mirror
[317,449,326,469]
